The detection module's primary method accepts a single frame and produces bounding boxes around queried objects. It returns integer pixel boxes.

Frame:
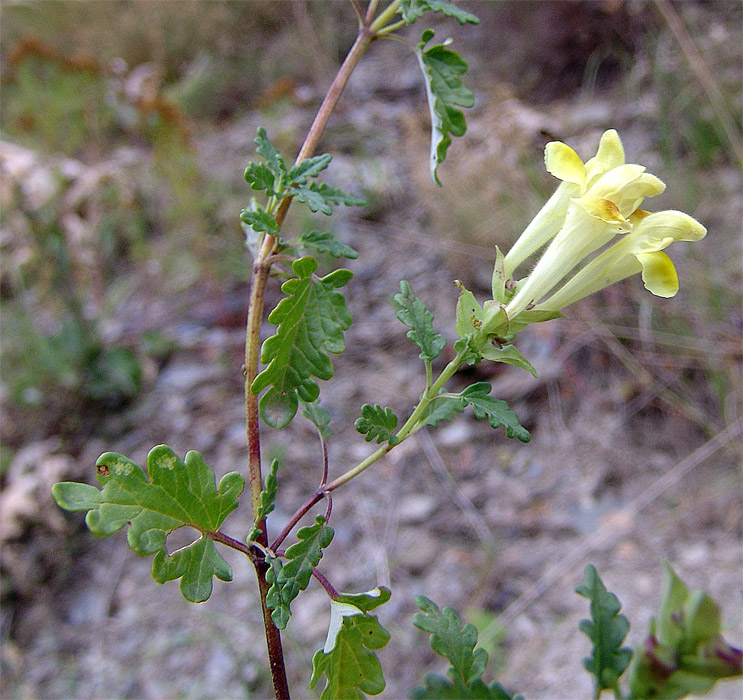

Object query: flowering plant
[51,2,739,699]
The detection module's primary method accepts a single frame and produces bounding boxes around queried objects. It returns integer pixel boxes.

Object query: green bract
[52,446,244,603]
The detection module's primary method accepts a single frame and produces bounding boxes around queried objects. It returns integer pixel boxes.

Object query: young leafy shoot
[300,230,359,259]
[415,30,475,185]
[251,257,353,429]
[310,587,392,700]
[51,446,244,603]
[394,281,447,361]
[265,515,334,629]
[422,382,530,442]
[410,596,523,700]
[247,458,280,541]
[301,398,333,439]
[243,127,363,217]
[355,404,401,446]
[398,0,480,26]
[576,564,633,698]
[239,206,279,235]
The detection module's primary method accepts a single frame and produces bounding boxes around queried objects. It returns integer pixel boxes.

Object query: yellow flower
[536,209,707,311]
[503,130,673,321]
[503,128,627,276]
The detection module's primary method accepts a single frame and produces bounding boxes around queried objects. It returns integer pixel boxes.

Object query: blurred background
[1,1,741,698]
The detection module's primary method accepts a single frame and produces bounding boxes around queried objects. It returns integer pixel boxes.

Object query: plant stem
[242,19,378,700]
[324,350,467,491]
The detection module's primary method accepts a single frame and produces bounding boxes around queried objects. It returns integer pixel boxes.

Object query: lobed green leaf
[287,153,333,185]
[399,0,480,25]
[290,181,366,215]
[265,516,334,629]
[244,162,279,197]
[415,30,474,185]
[310,588,391,699]
[251,257,353,429]
[576,564,633,696]
[300,230,359,259]
[394,281,447,361]
[460,383,531,442]
[240,206,279,235]
[413,595,487,686]
[355,404,401,445]
[301,398,333,439]
[254,126,286,176]
[51,446,244,603]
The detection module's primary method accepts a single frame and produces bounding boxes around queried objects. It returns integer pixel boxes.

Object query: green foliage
[289,181,366,216]
[415,30,475,185]
[243,128,364,217]
[625,562,743,700]
[355,404,401,446]
[394,281,447,361]
[251,256,353,429]
[422,383,530,443]
[410,596,523,700]
[299,230,359,259]
[240,205,279,235]
[248,458,280,541]
[576,564,633,698]
[301,399,333,439]
[265,516,334,629]
[310,588,391,699]
[52,446,244,603]
[398,0,480,26]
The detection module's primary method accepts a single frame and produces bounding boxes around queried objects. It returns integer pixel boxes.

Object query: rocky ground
[2,2,741,699]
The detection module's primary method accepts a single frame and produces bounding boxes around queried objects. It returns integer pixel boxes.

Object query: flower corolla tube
[501,130,706,323]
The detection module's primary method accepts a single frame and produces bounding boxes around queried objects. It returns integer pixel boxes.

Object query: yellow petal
[544,141,586,187]
[637,251,679,297]
[629,210,707,250]
[595,129,625,169]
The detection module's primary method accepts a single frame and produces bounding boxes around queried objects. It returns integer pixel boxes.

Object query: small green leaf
[399,0,480,25]
[252,257,353,428]
[300,230,359,259]
[301,398,333,439]
[455,283,484,338]
[479,342,537,378]
[244,162,278,196]
[394,281,447,361]
[290,181,366,215]
[413,595,487,685]
[421,395,466,428]
[460,383,530,442]
[52,446,244,603]
[248,459,280,541]
[310,588,391,699]
[254,126,286,176]
[410,596,524,699]
[240,206,278,235]
[415,31,474,185]
[287,153,333,185]
[576,564,633,695]
[355,404,400,445]
[265,515,334,629]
